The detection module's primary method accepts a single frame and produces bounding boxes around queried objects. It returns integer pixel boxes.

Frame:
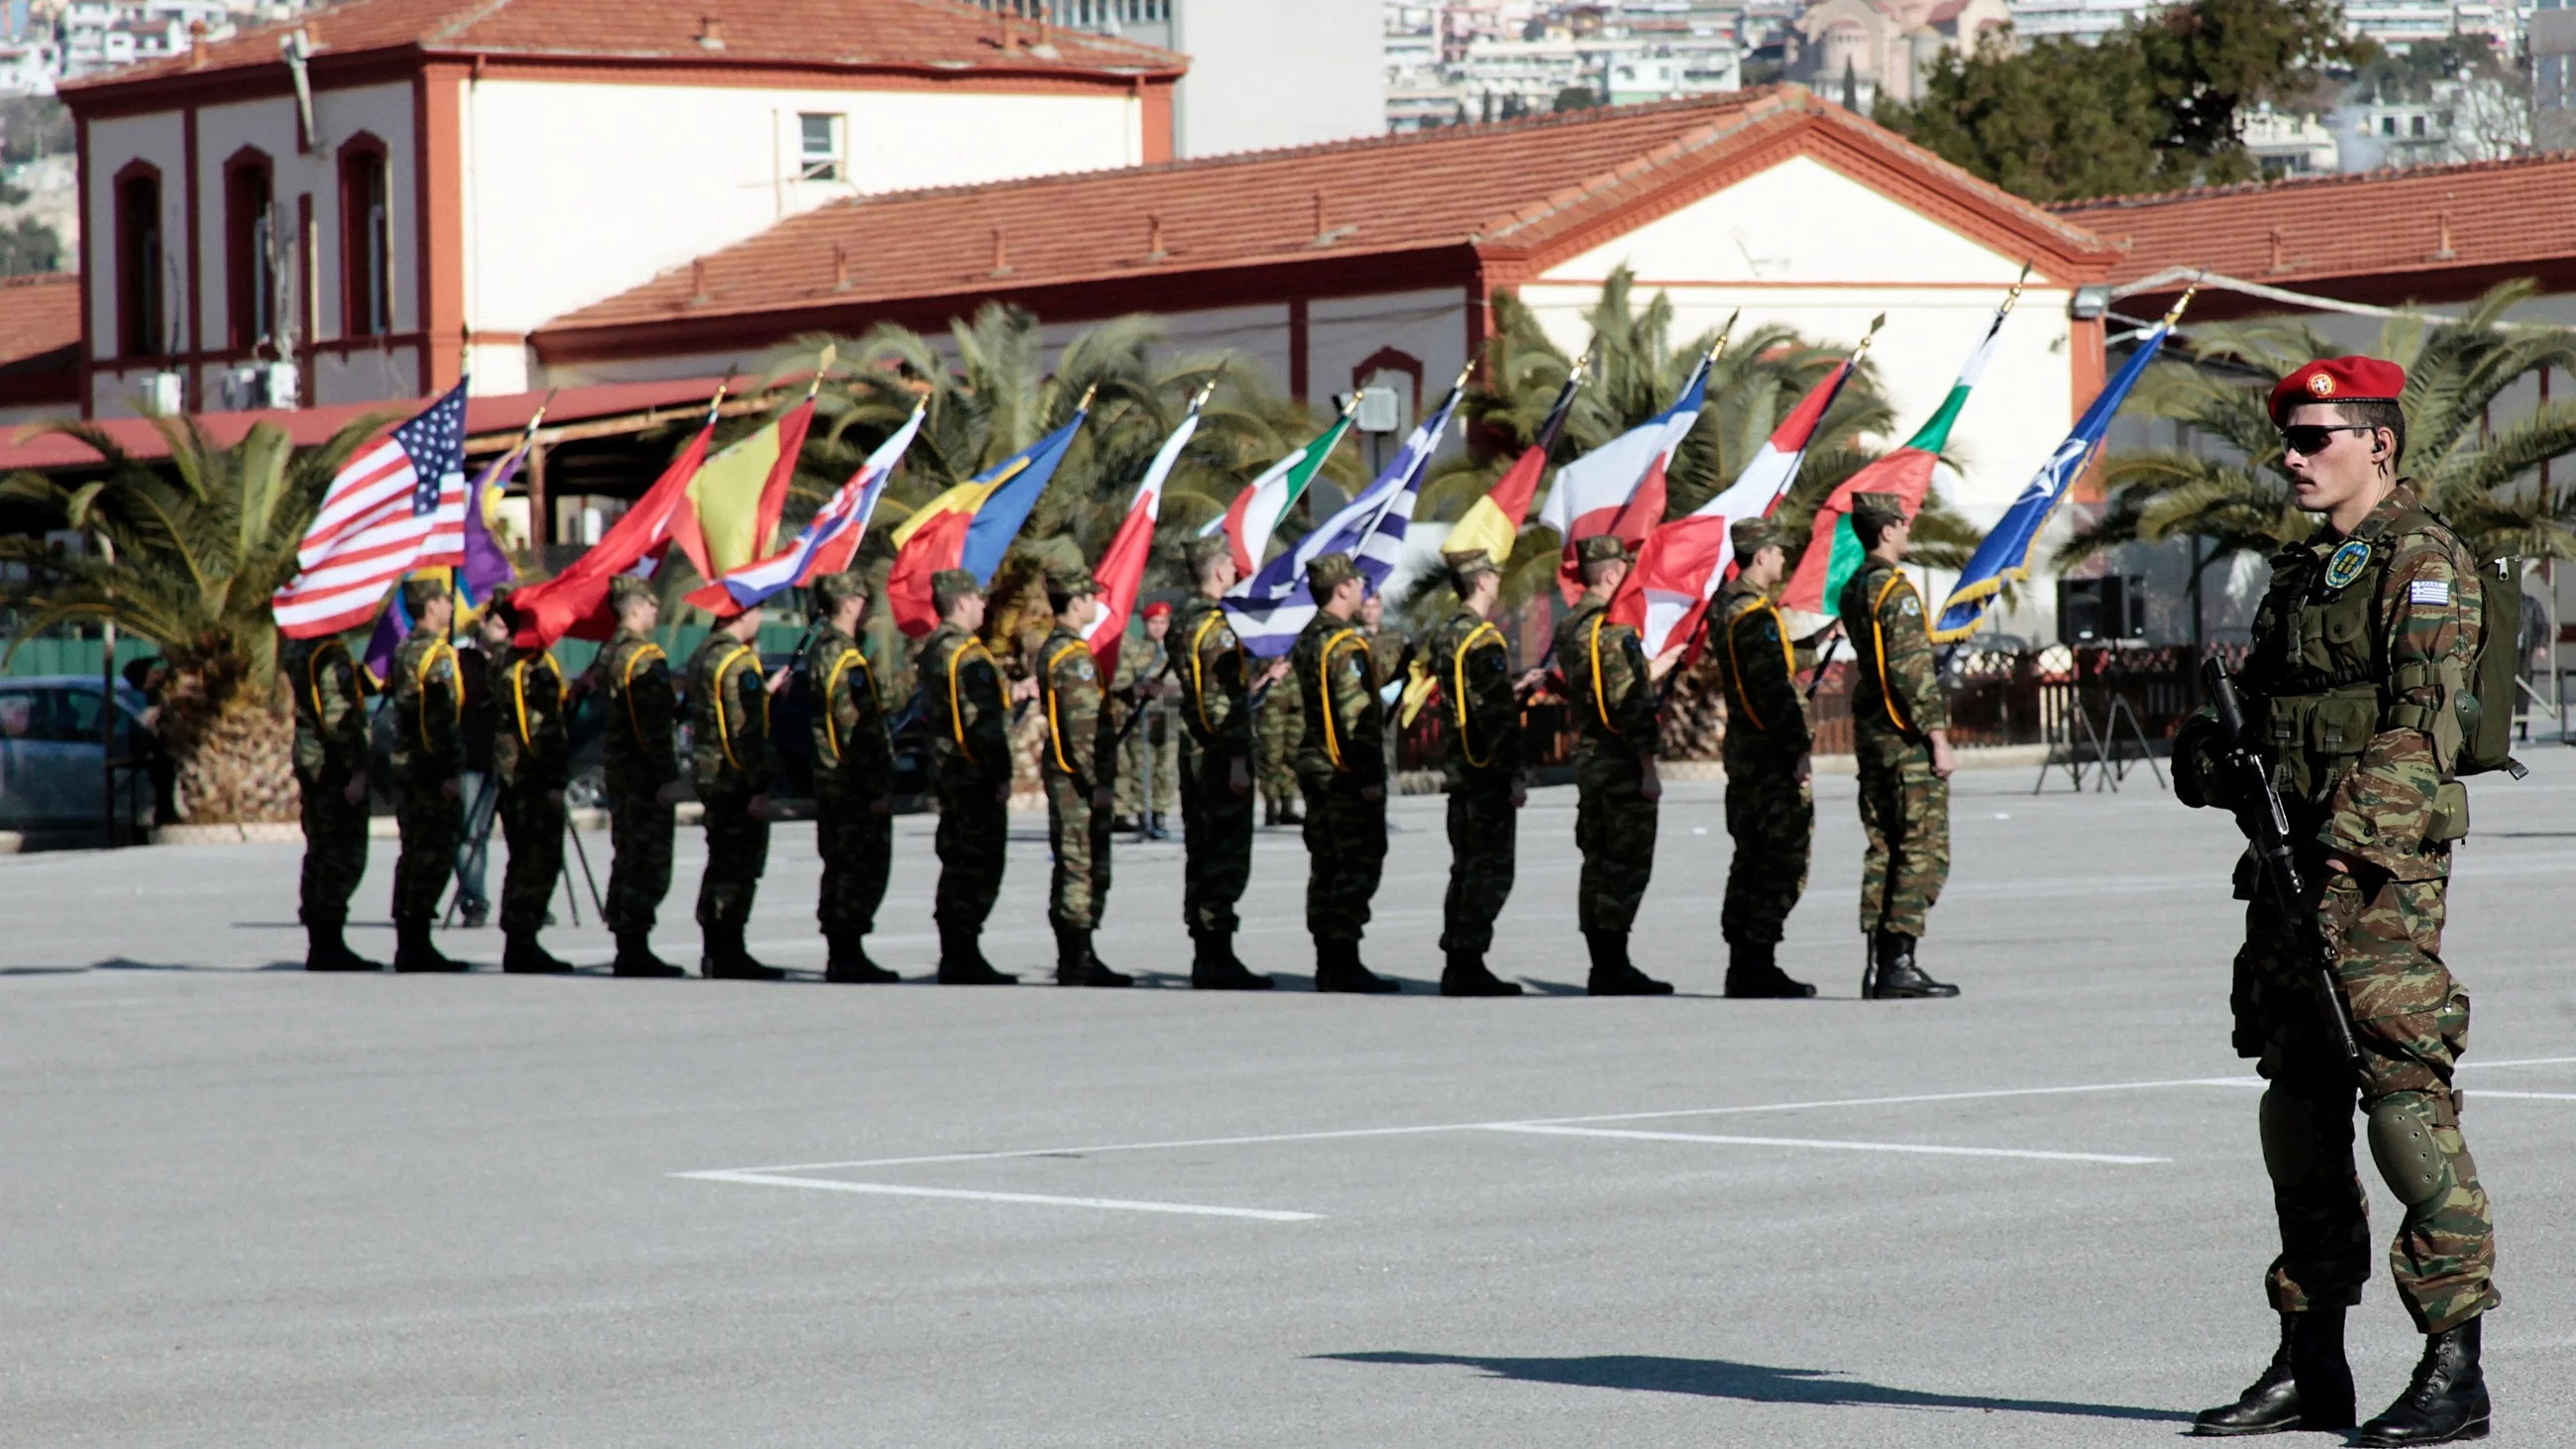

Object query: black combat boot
[1584,930,1673,996]
[1190,929,1274,990]
[1440,948,1523,997]
[501,931,574,974]
[2359,1317,2488,1446]
[611,930,686,978]
[1276,801,1304,826]
[1148,811,1171,840]
[391,918,469,972]
[823,931,900,983]
[2192,1310,2353,1437]
[303,919,382,972]
[1314,938,1398,993]
[935,920,1017,985]
[1053,925,1132,987]
[699,923,785,981]
[1864,930,1959,999]
[1724,942,1817,999]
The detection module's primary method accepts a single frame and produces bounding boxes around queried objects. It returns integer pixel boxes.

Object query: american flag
[272,382,471,639]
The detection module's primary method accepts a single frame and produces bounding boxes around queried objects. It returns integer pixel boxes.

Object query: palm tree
[2069,282,2576,625]
[0,412,390,824]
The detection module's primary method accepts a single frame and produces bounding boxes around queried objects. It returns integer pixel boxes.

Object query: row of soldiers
[282,490,1966,996]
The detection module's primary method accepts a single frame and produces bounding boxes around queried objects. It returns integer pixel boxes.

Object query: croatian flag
[273,381,470,639]
[1084,386,1210,670]
[685,401,925,615]
[1537,352,1709,601]
[1223,373,1466,658]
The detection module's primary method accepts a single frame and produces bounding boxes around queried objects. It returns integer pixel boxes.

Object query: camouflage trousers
[1722,742,1812,947]
[1117,712,1177,819]
[1441,773,1517,955]
[1044,771,1116,930]
[495,783,564,936]
[814,784,892,937]
[2236,860,2499,1333]
[1257,693,1302,813]
[391,779,461,925]
[295,768,369,929]
[1177,737,1253,935]
[1573,746,1656,936]
[1298,770,1386,943]
[695,785,770,932]
[604,790,675,937]
[933,769,1009,932]
[1854,728,1947,938]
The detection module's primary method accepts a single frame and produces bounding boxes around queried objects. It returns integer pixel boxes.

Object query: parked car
[0,677,155,841]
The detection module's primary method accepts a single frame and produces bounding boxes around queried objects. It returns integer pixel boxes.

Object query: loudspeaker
[2059,576,2146,644]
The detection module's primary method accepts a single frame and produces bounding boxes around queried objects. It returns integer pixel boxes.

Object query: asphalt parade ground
[4,754,2572,1447]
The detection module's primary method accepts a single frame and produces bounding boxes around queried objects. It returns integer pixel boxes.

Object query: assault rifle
[2198,658,2365,1075]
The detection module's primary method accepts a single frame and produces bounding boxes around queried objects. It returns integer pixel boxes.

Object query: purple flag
[462,443,524,603]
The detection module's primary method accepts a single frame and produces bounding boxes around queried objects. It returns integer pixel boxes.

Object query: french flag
[1537,352,1710,602]
[686,401,924,615]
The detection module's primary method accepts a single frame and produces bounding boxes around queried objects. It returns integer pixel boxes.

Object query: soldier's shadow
[1314,1351,2190,1424]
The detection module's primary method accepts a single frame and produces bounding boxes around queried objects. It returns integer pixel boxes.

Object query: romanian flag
[1781,292,2016,617]
[1084,383,1212,670]
[1444,352,1589,566]
[1537,347,1713,602]
[684,401,925,616]
[885,395,1093,636]
[1204,402,1354,578]
[508,395,724,646]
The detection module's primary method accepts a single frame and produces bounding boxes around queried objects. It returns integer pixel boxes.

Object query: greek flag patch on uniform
[2409,580,2451,606]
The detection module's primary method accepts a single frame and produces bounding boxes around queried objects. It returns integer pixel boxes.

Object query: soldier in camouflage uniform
[1256,670,1304,826]
[479,591,572,974]
[1430,548,1527,997]
[1709,516,1818,999]
[1838,493,1961,1001]
[1115,601,1178,838]
[2178,359,2498,1446]
[687,604,785,980]
[919,569,1018,985]
[1290,553,1397,992]
[1168,538,1272,989]
[1358,591,1407,781]
[386,577,470,972]
[1034,565,1132,987]
[1552,534,1677,995]
[596,576,687,977]
[285,631,380,971]
[806,572,900,983]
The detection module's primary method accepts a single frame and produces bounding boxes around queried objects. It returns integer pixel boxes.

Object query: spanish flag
[668,397,815,584]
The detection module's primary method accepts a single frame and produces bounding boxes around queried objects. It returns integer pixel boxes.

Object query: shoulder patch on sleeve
[1898,596,1921,616]
[2409,579,2451,606]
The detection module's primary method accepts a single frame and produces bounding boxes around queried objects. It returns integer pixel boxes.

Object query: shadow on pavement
[91,957,306,972]
[1313,1351,2191,1424]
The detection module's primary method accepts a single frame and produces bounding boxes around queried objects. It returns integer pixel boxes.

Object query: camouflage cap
[1443,547,1499,585]
[1183,536,1233,570]
[1573,534,1631,565]
[608,574,656,609]
[810,570,867,609]
[399,575,450,613]
[1045,562,1099,597]
[1849,492,1910,527]
[1306,551,1359,599]
[930,568,982,598]
[1731,515,1784,553]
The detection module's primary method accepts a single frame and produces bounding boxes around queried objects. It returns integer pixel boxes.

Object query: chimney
[1313,189,1328,241]
[2436,197,2456,260]
[696,14,724,51]
[2268,226,2286,274]
[690,259,710,305]
[187,18,206,67]
[990,227,1010,277]
[832,243,851,291]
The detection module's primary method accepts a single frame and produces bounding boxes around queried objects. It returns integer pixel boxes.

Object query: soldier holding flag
[807,571,901,983]
[1290,554,1398,993]
[1429,547,1527,997]
[1169,537,1273,990]
[1035,565,1132,988]
[1709,515,1819,999]
[1553,534,1678,995]
[596,576,688,978]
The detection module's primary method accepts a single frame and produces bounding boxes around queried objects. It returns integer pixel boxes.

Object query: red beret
[2269,357,2407,425]
[1141,600,1173,619]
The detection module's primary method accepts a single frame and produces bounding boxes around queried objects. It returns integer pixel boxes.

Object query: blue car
[0,677,155,842]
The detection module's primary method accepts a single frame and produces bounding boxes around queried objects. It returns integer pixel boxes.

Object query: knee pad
[2367,1094,2451,1209]
[2258,1087,2327,1187]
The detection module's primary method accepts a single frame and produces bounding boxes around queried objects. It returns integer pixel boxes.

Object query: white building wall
[1168,0,1384,155]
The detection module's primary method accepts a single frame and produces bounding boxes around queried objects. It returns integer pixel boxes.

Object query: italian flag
[1205,405,1355,578]
[1781,287,2019,616]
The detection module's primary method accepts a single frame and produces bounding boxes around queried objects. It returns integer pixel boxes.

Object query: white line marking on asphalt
[2460,1090,2576,1102]
[675,1170,1321,1220]
[2460,1056,2576,1070]
[1475,1123,2169,1165]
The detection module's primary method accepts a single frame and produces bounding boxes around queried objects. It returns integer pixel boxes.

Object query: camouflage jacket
[1363,625,1408,690]
[1840,559,1949,738]
[2242,484,2480,881]
[489,646,570,793]
[919,622,1011,788]
[806,623,892,797]
[287,636,370,783]
[1290,610,1384,784]
[1553,594,1659,761]
[1169,594,1250,754]
[1038,627,1110,791]
[596,629,680,797]
[1432,607,1521,783]
[1712,577,1812,758]
[386,628,462,785]
[686,631,772,795]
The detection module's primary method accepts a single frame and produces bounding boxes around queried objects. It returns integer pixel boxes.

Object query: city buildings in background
[1384,1,1749,131]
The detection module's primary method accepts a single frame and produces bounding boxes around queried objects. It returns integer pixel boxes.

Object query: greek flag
[1223,375,1465,658]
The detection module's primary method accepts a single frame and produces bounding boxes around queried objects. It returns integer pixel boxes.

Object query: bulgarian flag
[1781,281,2024,616]
[1084,381,1214,670]
[1538,335,1722,603]
[683,400,925,616]
[1605,321,1879,659]
[1443,349,1590,565]
[885,390,1094,636]
[508,388,726,646]
[1204,398,1355,578]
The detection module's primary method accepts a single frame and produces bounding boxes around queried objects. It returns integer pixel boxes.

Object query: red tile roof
[2055,152,2576,308]
[537,87,2115,354]
[63,0,1181,95]
[0,273,79,371]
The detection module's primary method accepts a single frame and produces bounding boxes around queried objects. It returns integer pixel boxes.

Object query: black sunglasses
[2280,423,2377,457]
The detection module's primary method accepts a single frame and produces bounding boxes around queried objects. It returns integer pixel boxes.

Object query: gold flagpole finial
[1192,373,1222,409]
[806,343,838,399]
[1338,389,1362,418]
[1706,309,1740,363]
[1075,382,1099,413]
[2161,271,2203,328]
[1572,340,1597,383]
[2000,261,2033,314]
[1450,360,1476,393]
[703,377,732,426]
[1856,313,1887,357]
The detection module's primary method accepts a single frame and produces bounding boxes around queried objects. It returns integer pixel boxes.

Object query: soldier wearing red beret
[2181,355,2500,1444]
